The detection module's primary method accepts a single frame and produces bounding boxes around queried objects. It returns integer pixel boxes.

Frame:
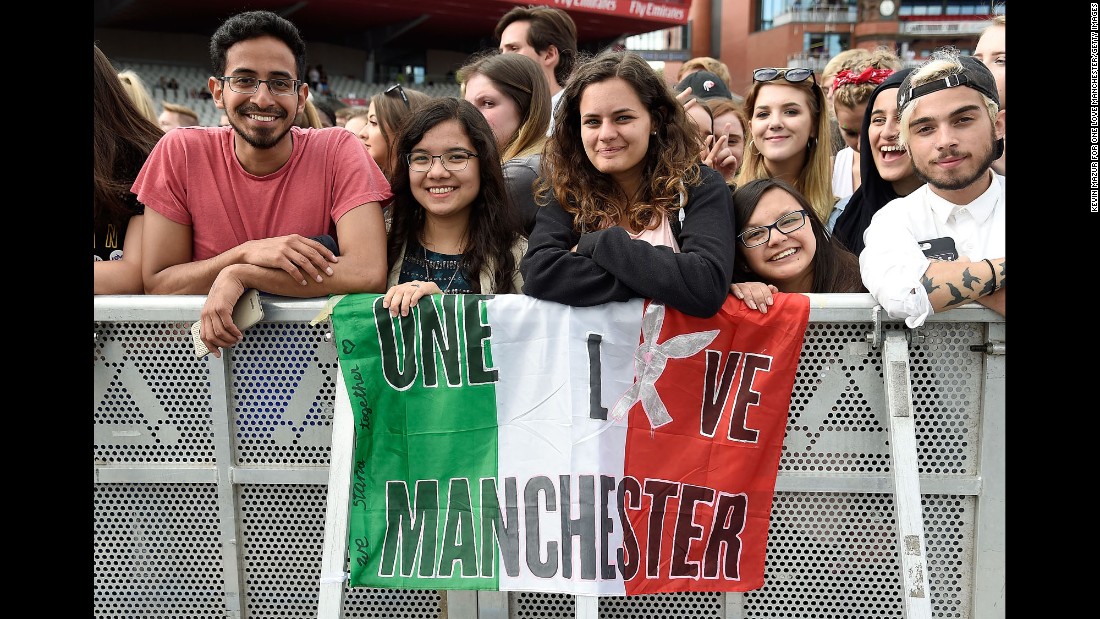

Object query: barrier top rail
[93,293,1002,325]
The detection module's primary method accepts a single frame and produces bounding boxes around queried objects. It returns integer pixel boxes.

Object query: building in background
[95,0,1003,102]
[626,0,1005,97]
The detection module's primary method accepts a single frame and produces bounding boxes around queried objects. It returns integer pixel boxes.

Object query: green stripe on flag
[333,293,500,589]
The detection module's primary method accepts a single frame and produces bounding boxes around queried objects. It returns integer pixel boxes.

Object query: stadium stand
[111,61,462,127]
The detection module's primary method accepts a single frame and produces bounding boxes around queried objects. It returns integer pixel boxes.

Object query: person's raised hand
[702,124,739,182]
[676,86,697,110]
[730,282,779,314]
[241,234,339,286]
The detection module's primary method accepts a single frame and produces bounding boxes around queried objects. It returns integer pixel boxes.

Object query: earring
[807,136,817,151]
[651,130,658,136]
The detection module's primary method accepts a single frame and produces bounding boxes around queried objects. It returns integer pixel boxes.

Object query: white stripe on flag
[488,296,644,594]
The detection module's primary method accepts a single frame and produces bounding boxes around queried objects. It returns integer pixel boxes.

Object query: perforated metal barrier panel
[93,295,1004,619]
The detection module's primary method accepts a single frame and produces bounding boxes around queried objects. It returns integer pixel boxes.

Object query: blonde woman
[735,67,835,224]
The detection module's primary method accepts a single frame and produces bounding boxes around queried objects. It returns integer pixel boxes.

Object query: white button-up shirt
[859,172,1005,327]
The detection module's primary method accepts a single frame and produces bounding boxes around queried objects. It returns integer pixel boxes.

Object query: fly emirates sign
[541,0,690,24]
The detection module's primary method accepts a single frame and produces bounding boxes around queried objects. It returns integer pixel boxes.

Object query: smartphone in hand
[192,289,265,358]
[918,237,959,261]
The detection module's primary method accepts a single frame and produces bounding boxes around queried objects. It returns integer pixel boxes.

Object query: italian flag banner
[330,292,809,596]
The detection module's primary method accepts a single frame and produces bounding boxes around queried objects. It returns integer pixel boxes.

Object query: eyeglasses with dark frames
[752,68,817,86]
[406,150,478,173]
[738,209,809,248]
[218,76,301,96]
[385,84,411,109]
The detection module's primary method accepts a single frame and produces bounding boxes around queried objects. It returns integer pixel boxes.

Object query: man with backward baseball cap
[859,47,1005,326]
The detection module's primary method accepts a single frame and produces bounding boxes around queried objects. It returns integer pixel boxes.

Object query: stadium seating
[113,61,462,127]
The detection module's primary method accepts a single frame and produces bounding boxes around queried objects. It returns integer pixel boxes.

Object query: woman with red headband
[829,49,901,202]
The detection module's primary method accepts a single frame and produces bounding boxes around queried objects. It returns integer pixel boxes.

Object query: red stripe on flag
[622,293,810,594]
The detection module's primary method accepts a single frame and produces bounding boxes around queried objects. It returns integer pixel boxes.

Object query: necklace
[421,242,462,293]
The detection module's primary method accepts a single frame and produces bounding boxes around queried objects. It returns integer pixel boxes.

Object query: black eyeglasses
[385,84,410,109]
[406,150,478,173]
[752,68,816,86]
[738,210,808,248]
[218,76,301,96]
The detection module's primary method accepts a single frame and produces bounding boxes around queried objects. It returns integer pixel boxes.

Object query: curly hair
[536,50,702,233]
[94,44,163,228]
[831,48,902,111]
[731,178,864,293]
[457,50,551,162]
[209,10,307,82]
[386,98,523,294]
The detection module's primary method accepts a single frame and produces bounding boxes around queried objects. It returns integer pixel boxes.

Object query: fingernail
[326,267,334,275]
[301,279,308,285]
[761,305,768,314]
[316,275,323,282]
[747,300,757,309]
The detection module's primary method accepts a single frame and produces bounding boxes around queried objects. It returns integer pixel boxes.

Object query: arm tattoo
[921,275,941,295]
[943,281,969,308]
[960,266,980,290]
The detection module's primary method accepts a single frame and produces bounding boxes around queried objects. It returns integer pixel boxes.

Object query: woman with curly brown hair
[520,50,735,318]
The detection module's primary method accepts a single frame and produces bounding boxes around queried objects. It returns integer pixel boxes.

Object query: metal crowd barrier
[93,293,1005,619]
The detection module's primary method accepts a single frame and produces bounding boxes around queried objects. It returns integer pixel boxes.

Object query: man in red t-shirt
[134,10,393,357]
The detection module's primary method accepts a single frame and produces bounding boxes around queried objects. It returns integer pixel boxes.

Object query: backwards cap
[897,54,1000,110]
[897,54,1003,159]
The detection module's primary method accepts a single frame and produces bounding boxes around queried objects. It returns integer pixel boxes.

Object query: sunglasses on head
[753,67,816,85]
[384,83,410,109]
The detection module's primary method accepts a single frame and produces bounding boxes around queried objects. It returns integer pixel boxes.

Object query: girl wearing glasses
[381,97,527,317]
[729,178,864,314]
[736,67,836,225]
[521,50,736,318]
[458,51,552,236]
